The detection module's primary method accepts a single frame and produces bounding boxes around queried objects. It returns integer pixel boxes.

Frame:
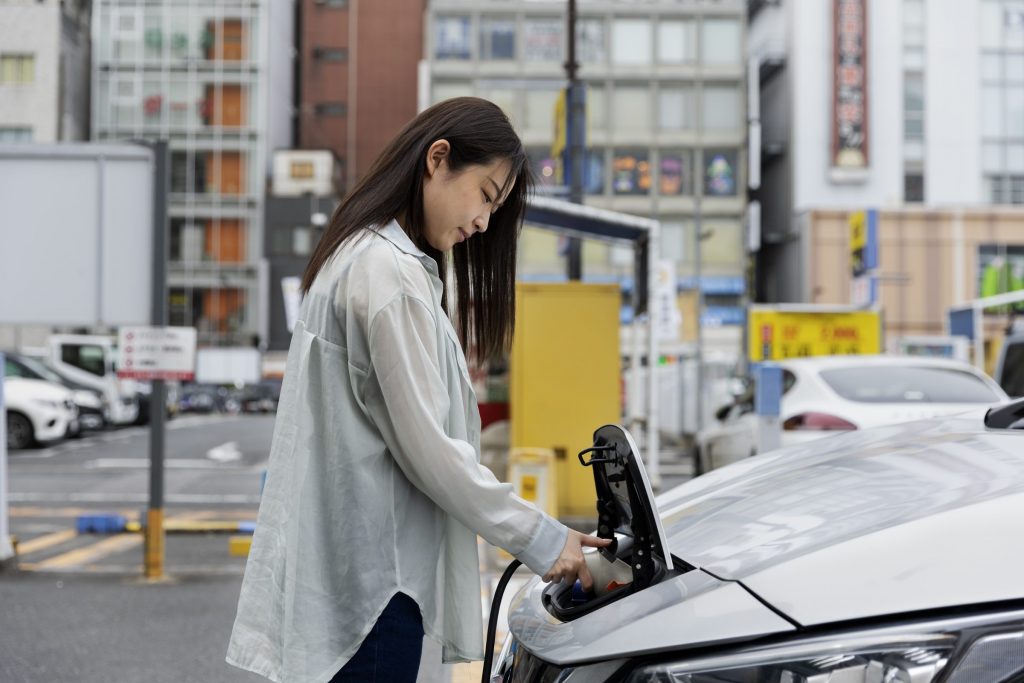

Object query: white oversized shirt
[226,220,569,683]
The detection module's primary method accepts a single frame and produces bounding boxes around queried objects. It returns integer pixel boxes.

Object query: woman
[227,97,609,683]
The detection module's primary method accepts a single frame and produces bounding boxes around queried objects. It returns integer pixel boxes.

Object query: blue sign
[948,307,975,341]
[754,364,782,418]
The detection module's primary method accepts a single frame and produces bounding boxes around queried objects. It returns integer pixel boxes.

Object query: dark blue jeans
[330,592,424,683]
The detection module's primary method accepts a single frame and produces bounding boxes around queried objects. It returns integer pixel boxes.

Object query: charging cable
[481,558,522,683]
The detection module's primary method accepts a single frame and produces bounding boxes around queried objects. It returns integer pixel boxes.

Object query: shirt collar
[374,219,439,276]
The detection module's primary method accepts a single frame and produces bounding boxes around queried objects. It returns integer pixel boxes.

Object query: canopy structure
[948,289,1024,371]
[523,195,664,485]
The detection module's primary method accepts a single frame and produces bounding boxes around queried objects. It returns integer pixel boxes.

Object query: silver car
[492,408,1024,682]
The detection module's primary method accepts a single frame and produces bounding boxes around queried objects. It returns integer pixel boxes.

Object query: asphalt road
[0,413,501,682]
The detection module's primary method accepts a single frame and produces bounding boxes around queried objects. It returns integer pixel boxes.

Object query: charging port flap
[543,424,676,620]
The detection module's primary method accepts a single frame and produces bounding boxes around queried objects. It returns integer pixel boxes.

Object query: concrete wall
[0,2,60,142]
[926,0,982,206]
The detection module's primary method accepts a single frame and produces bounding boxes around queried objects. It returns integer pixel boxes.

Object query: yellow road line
[14,529,78,556]
[24,534,142,570]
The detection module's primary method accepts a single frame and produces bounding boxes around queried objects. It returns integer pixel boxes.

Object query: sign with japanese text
[747,308,881,361]
[832,0,869,169]
[116,326,197,380]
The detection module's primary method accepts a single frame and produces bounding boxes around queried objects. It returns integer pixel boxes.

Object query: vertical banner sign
[833,0,868,169]
[849,209,878,307]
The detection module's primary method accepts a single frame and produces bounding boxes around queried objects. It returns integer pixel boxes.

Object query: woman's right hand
[543,530,613,592]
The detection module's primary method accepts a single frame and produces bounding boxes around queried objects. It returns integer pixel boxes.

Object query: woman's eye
[483,192,493,204]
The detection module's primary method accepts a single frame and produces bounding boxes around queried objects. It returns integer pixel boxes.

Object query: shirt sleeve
[362,293,568,577]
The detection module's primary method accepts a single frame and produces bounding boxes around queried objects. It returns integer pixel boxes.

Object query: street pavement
[1,413,693,683]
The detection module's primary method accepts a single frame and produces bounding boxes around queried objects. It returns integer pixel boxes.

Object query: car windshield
[17,356,65,384]
[819,365,1002,403]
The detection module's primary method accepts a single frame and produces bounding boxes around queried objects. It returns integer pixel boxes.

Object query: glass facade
[428,4,746,290]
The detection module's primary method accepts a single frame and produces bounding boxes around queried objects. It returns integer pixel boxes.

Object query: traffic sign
[117,326,197,380]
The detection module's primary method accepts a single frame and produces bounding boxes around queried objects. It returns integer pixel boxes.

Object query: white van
[47,334,139,426]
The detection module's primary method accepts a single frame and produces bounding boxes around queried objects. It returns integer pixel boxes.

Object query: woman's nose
[474,213,490,233]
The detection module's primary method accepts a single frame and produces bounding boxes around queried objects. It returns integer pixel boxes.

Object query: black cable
[481,558,523,683]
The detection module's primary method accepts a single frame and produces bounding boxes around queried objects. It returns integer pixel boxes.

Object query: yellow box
[228,535,252,557]
[511,282,620,518]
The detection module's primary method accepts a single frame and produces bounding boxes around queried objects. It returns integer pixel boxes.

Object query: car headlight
[31,398,60,409]
[628,626,1024,683]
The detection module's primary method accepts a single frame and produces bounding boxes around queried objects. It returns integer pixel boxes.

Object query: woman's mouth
[457,228,469,243]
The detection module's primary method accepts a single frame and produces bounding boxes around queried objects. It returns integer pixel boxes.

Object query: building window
[657,20,697,64]
[702,85,742,130]
[584,150,605,195]
[0,54,35,84]
[0,127,32,142]
[612,85,651,133]
[612,150,651,196]
[435,16,471,60]
[904,173,924,203]
[979,0,1024,204]
[317,0,349,7]
[527,147,558,189]
[700,18,741,66]
[523,17,562,62]
[659,150,694,196]
[612,19,651,65]
[576,19,606,64]
[480,17,516,60]
[904,0,926,196]
[586,83,606,131]
[703,149,739,197]
[659,86,695,131]
[313,47,348,62]
[524,89,559,133]
[315,102,347,117]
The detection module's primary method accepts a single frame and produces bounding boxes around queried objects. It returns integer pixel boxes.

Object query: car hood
[3,377,73,402]
[658,416,1024,627]
[509,417,1024,665]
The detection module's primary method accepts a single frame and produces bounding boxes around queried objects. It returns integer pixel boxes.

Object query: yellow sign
[520,474,538,502]
[748,308,881,361]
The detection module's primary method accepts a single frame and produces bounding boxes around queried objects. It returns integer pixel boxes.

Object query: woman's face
[421,140,515,252]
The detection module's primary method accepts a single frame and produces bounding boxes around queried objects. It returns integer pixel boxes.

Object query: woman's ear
[425,139,451,178]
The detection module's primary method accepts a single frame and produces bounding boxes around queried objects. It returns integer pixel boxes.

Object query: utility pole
[565,0,585,279]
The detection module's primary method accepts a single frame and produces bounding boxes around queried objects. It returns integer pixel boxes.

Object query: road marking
[207,441,243,463]
[14,529,78,556]
[83,458,245,470]
[22,533,142,570]
[9,492,261,505]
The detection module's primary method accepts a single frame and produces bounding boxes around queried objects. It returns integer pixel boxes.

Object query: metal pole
[695,158,705,435]
[0,352,13,565]
[145,140,169,580]
[565,0,584,279]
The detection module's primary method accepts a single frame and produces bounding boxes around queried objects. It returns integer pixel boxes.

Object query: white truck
[47,334,139,426]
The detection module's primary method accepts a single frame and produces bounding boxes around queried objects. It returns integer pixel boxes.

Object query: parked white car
[697,355,1008,472]
[493,411,1024,682]
[4,377,79,449]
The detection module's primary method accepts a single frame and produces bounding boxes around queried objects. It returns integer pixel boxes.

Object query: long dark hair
[301,97,533,364]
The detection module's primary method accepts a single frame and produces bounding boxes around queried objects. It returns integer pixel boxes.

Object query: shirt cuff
[516,514,569,577]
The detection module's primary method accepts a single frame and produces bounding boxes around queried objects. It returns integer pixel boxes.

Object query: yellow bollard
[507,447,557,517]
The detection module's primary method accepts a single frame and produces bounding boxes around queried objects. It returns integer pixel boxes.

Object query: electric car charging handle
[482,558,522,683]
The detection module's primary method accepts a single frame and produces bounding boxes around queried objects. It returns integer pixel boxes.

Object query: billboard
[0,144,154,326]
[748,307,882,361]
